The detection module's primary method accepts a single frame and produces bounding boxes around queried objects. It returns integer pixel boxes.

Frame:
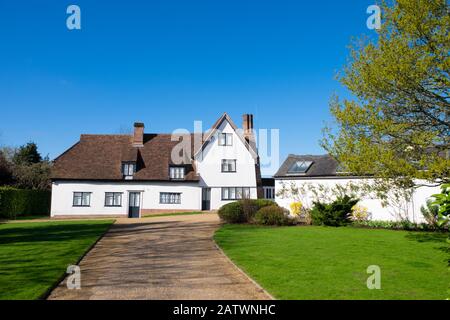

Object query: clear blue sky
[0,0,376,174]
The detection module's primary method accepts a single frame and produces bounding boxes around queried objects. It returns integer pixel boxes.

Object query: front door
[202,188,211,211]
[128,192,141,218]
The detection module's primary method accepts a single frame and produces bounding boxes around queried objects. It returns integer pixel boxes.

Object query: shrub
[254,205,291,226]
[350,204,370,222]
[311,195,359,227]
[352,219,444,231]
[0,187,51,219]
[431,183,450,227]
[218,199,278,224]
[218,201,245,223]
[421,199,440,227]
[290,202,302,216]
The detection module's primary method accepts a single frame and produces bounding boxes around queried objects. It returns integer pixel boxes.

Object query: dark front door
[202,188,211,211]
[128,192,141,218]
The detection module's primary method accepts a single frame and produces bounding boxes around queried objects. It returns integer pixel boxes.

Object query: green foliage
[322,0,450,189]
[432,183,450,227]
[0,187,51,219]
[254,205,291,226]
[12,142,42,165]
[218,199,278,224]
[12,161,52,190]
[218,201,245,223]
[311,195,359,227]
[352,219,445,232]
[421,199,440,227]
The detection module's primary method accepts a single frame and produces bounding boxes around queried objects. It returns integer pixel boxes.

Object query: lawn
[214,225,449,300]
[0,220,114,300]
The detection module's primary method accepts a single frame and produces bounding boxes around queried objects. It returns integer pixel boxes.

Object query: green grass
[0,220,114,300]
[214,225,449,300]
[142,211,203,218]
[4,215,50,221]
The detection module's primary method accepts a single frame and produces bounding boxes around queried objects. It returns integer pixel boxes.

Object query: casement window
[218,133,233,146]
[169,167,185,180]
[73,192,91,207]
[160,192,181,204]
[221,159,236,172]
[221,187,251,200]
[122,162,136,177]
[263,187,275,200]
[105,192,122,207]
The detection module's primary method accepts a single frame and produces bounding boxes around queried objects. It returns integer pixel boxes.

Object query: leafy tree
[12,142,42,165]
[12,161,52,190]
[322,0,450,189]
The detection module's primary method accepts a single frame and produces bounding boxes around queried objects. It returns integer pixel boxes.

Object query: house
[50,113,263,218]
[274,154,440,222]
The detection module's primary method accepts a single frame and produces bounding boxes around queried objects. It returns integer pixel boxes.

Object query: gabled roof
[194,112,258,160]
[274,154,342,178]
[52,134,199,181]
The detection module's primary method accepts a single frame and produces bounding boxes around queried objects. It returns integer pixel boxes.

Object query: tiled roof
[52,134,199,181]
[274,154,342,178]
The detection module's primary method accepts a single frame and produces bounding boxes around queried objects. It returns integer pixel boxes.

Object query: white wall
[275,178,440,223]
[195,119,258,209]
[51,181,201,217]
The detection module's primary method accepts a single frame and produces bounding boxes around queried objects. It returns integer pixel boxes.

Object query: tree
[12,160,52,190]
[322,0,450,189]
[12,142,42,165]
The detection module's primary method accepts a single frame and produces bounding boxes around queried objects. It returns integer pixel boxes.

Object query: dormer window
[122,162,136,179]
[288,161,313,174]
[218,133,233,146]
[169,166,185,180]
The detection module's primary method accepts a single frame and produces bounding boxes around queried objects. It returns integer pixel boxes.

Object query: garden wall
[275,178,440,223]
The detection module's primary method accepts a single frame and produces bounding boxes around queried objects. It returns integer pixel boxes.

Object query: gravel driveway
[48,214,271,300]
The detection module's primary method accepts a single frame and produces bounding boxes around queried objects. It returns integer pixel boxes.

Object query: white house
[274,154,440,223]
[51,113,263,218]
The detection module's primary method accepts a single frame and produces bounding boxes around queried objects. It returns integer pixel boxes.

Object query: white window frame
[73,192,91,207]
[169,167,185,180]
[219,133,233,146]
[105,192,122,207]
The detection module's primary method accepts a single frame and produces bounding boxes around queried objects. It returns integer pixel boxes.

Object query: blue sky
[0,0,376,174]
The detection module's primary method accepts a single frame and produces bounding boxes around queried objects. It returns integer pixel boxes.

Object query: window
[160,192,181,204]
[287,161,313,174]
[105,192,122,207]
[221,159,236,172]
[169,167,185,180]
[222,187,251,200]
[263,187,275,199]
[218,133,233,146]
[122,162,136,177]
[73,192,91,207]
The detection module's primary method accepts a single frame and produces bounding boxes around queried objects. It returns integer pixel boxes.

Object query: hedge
[218,199,278,224]
[0,187,51,219]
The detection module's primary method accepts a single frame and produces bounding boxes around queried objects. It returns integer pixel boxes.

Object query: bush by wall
[0,187,51,219]
[352,219,447,231]
[311,195,359,227]
[218,199,278,224]
[254,205,291,226]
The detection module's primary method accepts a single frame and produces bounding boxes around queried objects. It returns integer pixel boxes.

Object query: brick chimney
[242,114,254,142]
[132,122,144,147]
[242,114,257,151]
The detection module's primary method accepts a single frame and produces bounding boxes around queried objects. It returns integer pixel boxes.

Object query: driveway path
[48,214,271,300]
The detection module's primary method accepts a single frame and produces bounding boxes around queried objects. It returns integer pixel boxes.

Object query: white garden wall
[275,178,440,223]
